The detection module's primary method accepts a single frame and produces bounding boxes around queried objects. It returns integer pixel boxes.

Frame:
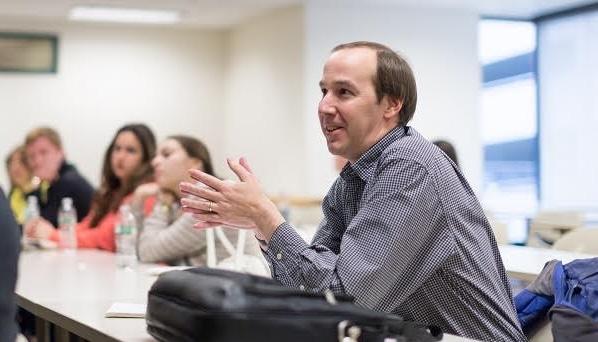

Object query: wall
[0,18,226,189]
[303,3,482,196]
[1,4,483,201]
[223,6,305,194]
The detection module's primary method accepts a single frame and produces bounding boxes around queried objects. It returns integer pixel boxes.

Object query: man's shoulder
[380,128,439,168]
[58,163,92,189]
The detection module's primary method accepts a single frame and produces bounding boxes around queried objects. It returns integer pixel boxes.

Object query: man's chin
[326,144,344,157]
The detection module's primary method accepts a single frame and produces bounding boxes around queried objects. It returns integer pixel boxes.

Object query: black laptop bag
[146,267,442,342]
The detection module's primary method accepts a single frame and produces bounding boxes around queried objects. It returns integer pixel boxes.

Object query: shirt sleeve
[71,197,154,252]
[263,158,457,311]
[0,188,20,342]
[137,204,207,263]
[73,211,118,251]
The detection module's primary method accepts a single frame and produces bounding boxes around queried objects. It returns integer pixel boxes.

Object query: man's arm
[264,158,458,311]
[0,188,20,341]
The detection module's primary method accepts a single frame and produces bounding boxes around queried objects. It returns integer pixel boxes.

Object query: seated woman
[5,145,39,225]
[26,123,156,251]
[136,135,260,266]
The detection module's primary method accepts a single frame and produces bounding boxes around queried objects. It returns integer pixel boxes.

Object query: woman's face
[152,139,202,193]
[8,152,31,188]
[110,131,144,182]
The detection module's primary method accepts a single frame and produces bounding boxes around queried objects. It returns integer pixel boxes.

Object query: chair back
[552,228,598,254]
[527,210,583,248]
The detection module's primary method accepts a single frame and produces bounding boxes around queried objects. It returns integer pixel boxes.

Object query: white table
[17,249,157,342]
[17,249,475,341]
[499,244,597,282]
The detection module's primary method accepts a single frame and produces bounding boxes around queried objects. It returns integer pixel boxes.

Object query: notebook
[105,302,146,318]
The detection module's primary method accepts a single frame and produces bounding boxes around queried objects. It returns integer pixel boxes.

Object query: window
[478,19,538,243]
[537,9,598,210]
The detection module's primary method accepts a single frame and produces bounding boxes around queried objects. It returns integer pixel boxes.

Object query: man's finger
[192,213,222,223]
[188,169,224,191]
[194,221,221,229]
[180,197,219,213]
[239,156,254,174]
[180,182,221,202]
[227,158,253,182]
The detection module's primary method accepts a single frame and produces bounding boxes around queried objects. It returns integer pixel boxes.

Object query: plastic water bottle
[24,195,40,224]
[115,204,138,268]
[58,197,77,250]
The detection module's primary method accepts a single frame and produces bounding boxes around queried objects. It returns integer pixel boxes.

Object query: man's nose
[318,95,336,115]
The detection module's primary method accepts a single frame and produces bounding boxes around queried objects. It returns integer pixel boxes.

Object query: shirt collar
[340,125,408,182]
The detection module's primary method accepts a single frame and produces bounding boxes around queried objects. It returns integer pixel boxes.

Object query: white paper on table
[105,302,146,318]
[144,265,192,276]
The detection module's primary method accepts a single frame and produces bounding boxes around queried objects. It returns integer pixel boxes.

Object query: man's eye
[320,88,328,97]
[339,88,352,96]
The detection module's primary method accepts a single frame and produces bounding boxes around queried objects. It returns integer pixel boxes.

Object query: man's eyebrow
[319,79,357,89]
[334,80,356,89]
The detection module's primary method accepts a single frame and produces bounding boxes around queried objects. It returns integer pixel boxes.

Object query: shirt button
[299,285,305,291]
[276,252,282,260]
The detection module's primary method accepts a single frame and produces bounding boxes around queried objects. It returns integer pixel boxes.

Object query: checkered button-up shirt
[262,125,525,341]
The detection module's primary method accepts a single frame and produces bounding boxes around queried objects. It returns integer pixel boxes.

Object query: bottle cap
[62,197,73,207]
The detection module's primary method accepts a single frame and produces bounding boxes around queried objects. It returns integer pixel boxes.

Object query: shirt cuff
[262,222,310,285]
[268,222,309,252]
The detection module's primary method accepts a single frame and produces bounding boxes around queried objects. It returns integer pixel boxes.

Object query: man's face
[26,137,64,181]
[318,47,398,162]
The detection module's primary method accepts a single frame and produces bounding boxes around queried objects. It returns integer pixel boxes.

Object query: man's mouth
[325,125,343,133]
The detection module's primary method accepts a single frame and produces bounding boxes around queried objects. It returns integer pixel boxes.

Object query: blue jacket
[514,257,598,341]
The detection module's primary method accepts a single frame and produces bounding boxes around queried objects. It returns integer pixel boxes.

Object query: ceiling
[0,0,596,28]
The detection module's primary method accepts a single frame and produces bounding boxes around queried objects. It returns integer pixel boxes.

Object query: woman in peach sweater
[27,123,156,251]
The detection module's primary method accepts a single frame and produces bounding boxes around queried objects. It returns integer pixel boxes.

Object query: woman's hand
[131,182,160,209]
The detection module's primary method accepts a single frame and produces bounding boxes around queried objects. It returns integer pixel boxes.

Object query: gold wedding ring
[208,201,213,213]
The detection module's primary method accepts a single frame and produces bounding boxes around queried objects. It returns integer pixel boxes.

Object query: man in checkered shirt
[181,41,526,341]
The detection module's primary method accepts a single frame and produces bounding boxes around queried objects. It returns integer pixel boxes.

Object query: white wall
[0,18,226,189]
[1,5,483,200]
[224,6,306,194]
[538,11,598,209]
[303,3,482,196]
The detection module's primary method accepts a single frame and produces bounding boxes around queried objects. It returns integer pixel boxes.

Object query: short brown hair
[332,41,418,126]
[24,126,62,149]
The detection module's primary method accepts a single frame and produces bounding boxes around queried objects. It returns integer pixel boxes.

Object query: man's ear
[383,96,403,121]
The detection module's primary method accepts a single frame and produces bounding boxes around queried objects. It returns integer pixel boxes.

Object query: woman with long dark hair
[26,123,156,251]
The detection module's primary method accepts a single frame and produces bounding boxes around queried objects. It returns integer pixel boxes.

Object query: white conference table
[17,249,156,342]
[499,244,597,282]
[17,249,476,342]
